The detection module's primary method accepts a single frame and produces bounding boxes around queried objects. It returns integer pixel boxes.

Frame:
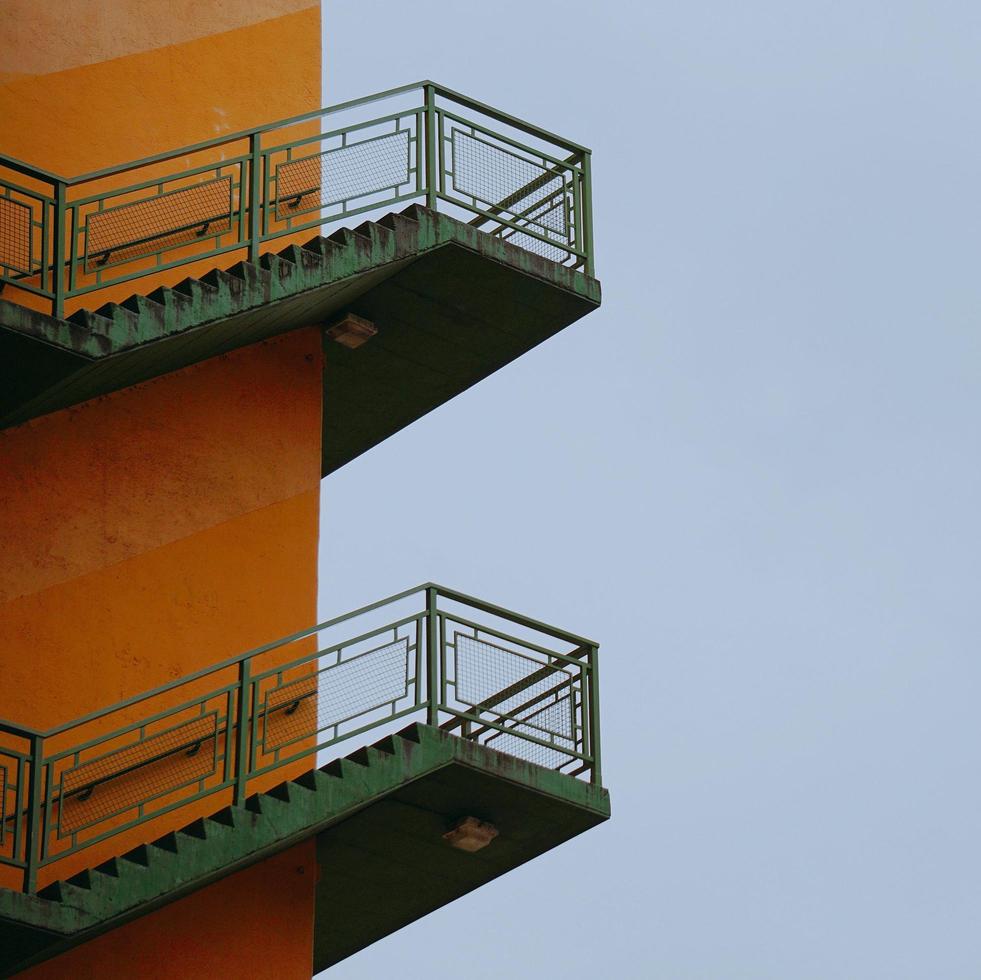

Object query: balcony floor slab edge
[0,207,601,476]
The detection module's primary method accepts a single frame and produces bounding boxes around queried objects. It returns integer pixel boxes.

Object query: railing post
[424,84,438,212]
[580,151,594,278]
[51,182,67,319]
[23,734,44,893]
[248,133,262,264]
[426,586,439,725]
[234,658,251,807]
[588,644,602,786]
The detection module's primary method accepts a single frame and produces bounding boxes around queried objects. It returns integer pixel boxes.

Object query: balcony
[0,83,600,470]
[0,585,607,974]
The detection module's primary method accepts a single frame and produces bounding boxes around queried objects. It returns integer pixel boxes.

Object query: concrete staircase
[62,206,446,356]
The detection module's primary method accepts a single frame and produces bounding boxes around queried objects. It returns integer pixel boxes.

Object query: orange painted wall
[0,328,323,717]
[0,7,326,973]
[0,0,321,174]
[19,838,318,979]
[0,327,322,891]
[0,0,322,313]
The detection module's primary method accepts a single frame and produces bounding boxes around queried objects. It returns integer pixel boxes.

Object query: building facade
[0,3,607,975]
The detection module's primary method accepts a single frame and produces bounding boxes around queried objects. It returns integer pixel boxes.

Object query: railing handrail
[0,582,596,741]
[0,81,591,188]
[0,153,65,185]
[429,582,599,648]
[0,80,596,318]
[0,583,601,892]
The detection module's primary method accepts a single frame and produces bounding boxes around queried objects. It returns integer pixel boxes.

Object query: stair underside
[0,207,601,475]
[0,724,610,977]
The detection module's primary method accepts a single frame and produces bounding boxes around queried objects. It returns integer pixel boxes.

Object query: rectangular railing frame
[0,584,600,894]
[0,82,595,318]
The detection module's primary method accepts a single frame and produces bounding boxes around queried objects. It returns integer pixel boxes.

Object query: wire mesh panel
[497,195,573,264]
[448,629,583,771]
[455,633,574,735]
[57,712,219,837]
[0,81,594,317]
[0,195,32,275]
[84,176,234,272]
[449,127,574,263]
[0,584,597,892]
[274,130,411,221]
[451,130,567,230]
[484,695,578,770]
[261,637,411,754]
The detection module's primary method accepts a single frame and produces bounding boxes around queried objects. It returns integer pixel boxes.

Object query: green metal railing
[0,82,595,318]
[0,584,600,894]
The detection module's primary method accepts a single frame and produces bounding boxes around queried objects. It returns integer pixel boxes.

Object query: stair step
[67,869,95,891]
[66,308,113,333]
[37,876,95,906]
[371,734,398,755]
[289,774,318,793]
[207,806,239,829]
[326,226,371,250]
[66,867,119,906]
[93,301,145,339]
[357,220,395,252]
[318,754,384,796]
[326,226,354,246]
[37,881,65,903]
[265,781,293,803]
[94,857,121,878]
[294,769,328,792]
[200,268,243,293]
[354,220,385,243]
[120,294,165,317]
[399,203,427,222]
[397,722,426,744]
[121,844,151,868]
[149,831,179,854]
[258,252,294,276]
[146,284,192,312]
[245,792,272,814]
[223,260,256,280]
[172,275,217,298]
[179,817,209,840]
[275,243,307,265]
[300,235,341,258]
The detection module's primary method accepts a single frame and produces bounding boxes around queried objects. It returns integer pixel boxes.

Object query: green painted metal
[0,585,601,896]
[426,586,439,726]
[233,659,251,808]
[588,643,603,786]
[0,83,595,314]
[51,184,66,320]
[248,133,261,265]
[424,84,438,212]
[0,723,609,977]
[22,739,42,895]
[581,151,595,278]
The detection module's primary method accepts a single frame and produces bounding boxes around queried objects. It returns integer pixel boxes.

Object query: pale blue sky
[318,3,981,977]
